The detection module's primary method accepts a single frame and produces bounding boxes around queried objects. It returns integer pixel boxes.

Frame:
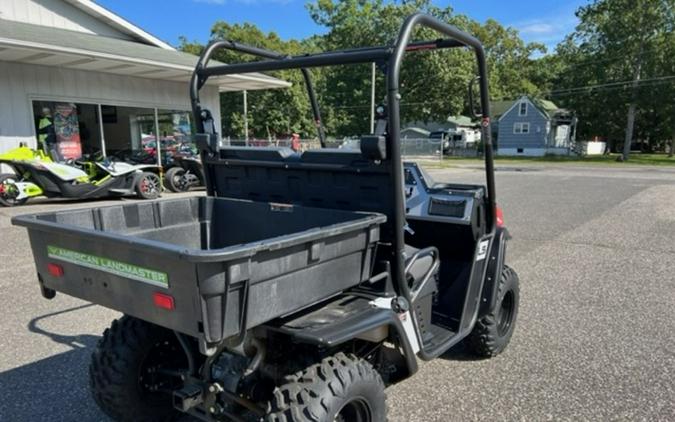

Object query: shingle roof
[489,100,514,118]
[491,96,562,119]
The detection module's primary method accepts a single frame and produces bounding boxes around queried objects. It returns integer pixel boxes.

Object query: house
[491,96,577,156]
[0,0,287,171]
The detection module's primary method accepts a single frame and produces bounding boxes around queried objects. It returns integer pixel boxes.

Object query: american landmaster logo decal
[47,245,169,288]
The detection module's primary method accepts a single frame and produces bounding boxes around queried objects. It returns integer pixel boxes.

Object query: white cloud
[509,2,581,52]
[519,22,557,35]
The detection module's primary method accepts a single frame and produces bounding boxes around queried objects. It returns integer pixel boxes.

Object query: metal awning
[0,19,290,92]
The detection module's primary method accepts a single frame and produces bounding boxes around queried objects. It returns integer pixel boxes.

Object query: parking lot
[1,163,674,421]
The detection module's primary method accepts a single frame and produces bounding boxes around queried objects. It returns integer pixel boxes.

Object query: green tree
[180,23,321,139]
[552,0,674,158]
[307,0,547,135]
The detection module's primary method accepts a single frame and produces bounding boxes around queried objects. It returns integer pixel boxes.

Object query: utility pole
[243,90,249,146]
[370,62,376,133]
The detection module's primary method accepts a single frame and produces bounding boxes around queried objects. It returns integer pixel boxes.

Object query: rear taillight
[496,206,505,228]
[153,292,175,310]
[47,263,64,277]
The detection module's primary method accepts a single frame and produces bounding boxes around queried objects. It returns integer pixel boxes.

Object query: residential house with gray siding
[492,96,577,156]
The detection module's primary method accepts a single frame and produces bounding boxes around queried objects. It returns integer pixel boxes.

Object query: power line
[542,75,675,95]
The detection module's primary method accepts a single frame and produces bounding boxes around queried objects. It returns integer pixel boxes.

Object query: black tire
[267,352,386,422]
[136,172,161,200]
[164,167,188,193]
[0,174,28,207]
[466,265,520,358]
[90,316,185,422]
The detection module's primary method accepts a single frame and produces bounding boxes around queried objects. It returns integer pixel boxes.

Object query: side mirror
[468,76,482,119]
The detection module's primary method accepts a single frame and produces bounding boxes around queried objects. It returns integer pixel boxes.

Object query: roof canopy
[0,19,290,92]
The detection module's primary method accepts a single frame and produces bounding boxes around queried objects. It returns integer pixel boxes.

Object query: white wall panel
[0,0,132,40]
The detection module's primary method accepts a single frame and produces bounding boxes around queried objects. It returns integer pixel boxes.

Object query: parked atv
[164,154,205,192]
[0,144,161,206]
[15,14,519,422]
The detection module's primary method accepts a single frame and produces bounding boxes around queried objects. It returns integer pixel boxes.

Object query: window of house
[513,122,530,134]
[519,102,527,116]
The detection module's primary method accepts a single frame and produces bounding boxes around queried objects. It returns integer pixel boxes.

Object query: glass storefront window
[32,101,102,160]
[102,106,158,164]
[157,110,195,166]
[31,101,193,166]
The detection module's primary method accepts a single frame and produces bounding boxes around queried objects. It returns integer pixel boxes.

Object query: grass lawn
[427,153,675,167]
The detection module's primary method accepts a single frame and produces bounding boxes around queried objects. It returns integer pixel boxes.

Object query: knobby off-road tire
[164,167,188,193]
[466,265,520,357]
[267,352,386,422]
[90,316,183,422]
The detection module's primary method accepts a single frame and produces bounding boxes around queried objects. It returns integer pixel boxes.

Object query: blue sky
[98,0,589,52]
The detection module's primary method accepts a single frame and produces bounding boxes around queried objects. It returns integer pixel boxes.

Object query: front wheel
[266,352,386,422]
[0,174,28,207]
[90,316,185,422]
[466,265,520,357]
[136,172,161,200]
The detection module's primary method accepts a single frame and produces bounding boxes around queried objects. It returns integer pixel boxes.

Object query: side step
[268,295,395,346]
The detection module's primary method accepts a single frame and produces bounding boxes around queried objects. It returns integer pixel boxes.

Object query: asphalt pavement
[0,163,674,421]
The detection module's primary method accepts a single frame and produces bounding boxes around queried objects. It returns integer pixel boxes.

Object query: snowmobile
[0,144,161,206]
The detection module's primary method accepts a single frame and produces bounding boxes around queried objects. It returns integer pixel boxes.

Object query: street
[1,163,674,421]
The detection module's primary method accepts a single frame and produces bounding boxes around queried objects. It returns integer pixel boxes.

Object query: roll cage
[189,13,496,311]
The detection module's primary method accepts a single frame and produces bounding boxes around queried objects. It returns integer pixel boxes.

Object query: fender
[478,226,510,316]
[270,300,419,379]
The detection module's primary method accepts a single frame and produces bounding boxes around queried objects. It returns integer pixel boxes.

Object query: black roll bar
[386,14,496,309]
[189,40,326,146]
[189,13,497,308]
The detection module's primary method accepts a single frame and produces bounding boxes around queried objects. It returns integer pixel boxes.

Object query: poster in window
[54,103,82,159]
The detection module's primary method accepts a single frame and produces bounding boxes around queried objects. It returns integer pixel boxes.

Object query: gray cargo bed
[13,197,385,350]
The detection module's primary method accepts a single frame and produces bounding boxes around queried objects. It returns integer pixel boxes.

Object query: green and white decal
[47,245,169,288]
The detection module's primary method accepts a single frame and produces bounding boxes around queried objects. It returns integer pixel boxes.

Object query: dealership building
[0,0,287,171]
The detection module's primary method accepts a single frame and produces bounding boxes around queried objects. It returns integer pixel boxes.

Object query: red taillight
[0,185,4,194]
[47,263,64,277]
[153,292,175,310]
[496,206,505,228]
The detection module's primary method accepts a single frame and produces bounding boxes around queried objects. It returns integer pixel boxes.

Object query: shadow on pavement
[0,304,106,421]
[438,341,485,362]
[27,303,98,349]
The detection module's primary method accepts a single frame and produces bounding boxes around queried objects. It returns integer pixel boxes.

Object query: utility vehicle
[0,144,161,206]
[14,14,519,422]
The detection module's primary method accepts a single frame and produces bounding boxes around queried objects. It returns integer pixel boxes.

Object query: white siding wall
[0,60,221,171]
[0,0,132,40]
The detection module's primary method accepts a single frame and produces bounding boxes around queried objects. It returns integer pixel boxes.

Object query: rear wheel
[136,172,161,200]
[466,265,519,357]
[266,352,386,422]
[0,174,28,207]
[90,316,185,422]
[164,167,188,192]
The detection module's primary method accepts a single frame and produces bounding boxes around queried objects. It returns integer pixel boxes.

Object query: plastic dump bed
[13,197,385,349]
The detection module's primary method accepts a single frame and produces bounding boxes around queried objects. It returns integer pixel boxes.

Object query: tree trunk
[622,17,647,162]
[670,129,674,158]
[622,103,637,160]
